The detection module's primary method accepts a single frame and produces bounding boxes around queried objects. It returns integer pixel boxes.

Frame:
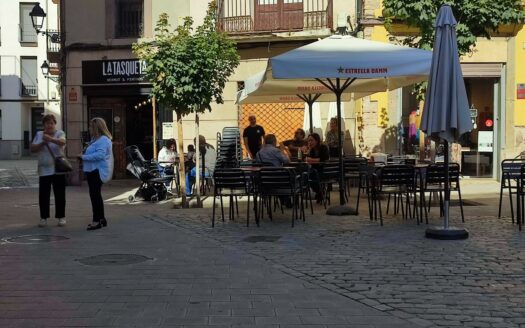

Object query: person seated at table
[256,134,291,167]
[186,135,217,196]
[157,139,179,175]
[301,133,330,203]
[185,144,196,172]
[282,128,307,158]
[257,134,293,208]
[325,117,344,158]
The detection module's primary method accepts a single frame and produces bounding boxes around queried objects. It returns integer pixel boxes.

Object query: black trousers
[39,174,66,219]
[86,170,105,223]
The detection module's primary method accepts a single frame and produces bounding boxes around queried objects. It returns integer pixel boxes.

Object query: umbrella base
[425,226,469,240]
[326,205,357,216]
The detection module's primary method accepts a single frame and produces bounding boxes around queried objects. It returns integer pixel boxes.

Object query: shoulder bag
[45,143,73,173]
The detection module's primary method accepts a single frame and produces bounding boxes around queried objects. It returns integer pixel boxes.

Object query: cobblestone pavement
[156,195,525,328]
[0,182,419,328]
[1,161,523,328]
[0,159,38,188]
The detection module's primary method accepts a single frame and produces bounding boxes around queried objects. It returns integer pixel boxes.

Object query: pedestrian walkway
[0,162,523,327]
[0,159,39,188]
[0,184,417,328]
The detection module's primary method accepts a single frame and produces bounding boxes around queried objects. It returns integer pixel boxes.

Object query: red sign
[517,84,525,99]
[68,88,77,102]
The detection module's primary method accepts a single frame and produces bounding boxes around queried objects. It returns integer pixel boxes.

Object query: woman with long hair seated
[301,133,329,203]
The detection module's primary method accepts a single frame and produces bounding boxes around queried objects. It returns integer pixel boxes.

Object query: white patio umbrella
[268,35,432,214]
[420,5,472,239]
[237,70,366,134]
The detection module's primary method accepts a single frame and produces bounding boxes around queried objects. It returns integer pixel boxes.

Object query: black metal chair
[420,163,464,224]
[371,164,417,226]
[343,156,368,214]
[498,159,525,223]
[258,167,303,227]
[212,168,253,227]
[318,161,341,208]
[514,164,525,231]
[287,162,314,214]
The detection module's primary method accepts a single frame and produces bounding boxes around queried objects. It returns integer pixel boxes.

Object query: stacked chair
[216,127,242,168]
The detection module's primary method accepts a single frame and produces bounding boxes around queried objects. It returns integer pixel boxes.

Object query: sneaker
[58,218,66,227]
[38,219,47,227]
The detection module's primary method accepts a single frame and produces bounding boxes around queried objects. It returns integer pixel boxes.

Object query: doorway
[254,0,303,31]
[459,78,497,178]
[88,96,153,178]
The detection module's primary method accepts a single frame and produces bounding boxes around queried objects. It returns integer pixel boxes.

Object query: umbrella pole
[425,139,468,239]
[444,140,450,229]
[309,102,314,135]
[314,78,357,216]
[336,82,345,206]
[297,93,321,135]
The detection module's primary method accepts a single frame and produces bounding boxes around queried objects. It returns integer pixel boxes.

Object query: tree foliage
[383,0,525,56]
[132,0,240,116]
[132,0,239,206]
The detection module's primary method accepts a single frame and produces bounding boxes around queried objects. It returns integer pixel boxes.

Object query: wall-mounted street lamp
[29,3,61,43]
[41,60,59,83]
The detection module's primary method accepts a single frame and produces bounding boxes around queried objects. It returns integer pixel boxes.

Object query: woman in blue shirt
[80,117,113,231]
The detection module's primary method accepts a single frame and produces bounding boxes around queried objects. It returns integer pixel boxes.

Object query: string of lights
[134,98,152,110]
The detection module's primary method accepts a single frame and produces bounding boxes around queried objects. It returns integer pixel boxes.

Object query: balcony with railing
[46,30,61,63]
[20,82,37,97]
[217,0,332,37]
[115,0,144,38]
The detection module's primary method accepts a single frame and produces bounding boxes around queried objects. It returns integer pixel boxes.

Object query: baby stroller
[125,145,175,203]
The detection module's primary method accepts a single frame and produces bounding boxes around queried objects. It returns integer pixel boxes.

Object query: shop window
[115,0,144,38]
[19,3,38,44]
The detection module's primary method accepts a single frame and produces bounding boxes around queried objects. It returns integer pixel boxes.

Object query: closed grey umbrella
[420,5,472,239]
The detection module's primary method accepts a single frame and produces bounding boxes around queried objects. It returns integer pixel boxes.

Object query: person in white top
[30,114,67,228]
[157,139,179,174]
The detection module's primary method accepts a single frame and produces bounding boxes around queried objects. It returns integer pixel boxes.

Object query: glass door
[459,78,496,177]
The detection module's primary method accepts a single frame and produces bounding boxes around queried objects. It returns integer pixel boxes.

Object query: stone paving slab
[0,159,38,188]
[0,184,420,328]
[153,193,525,328]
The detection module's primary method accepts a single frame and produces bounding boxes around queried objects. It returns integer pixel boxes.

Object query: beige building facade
[64,0,522,179]
[63,0,360,177]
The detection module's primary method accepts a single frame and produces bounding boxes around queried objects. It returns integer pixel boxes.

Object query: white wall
[0,0,60,157]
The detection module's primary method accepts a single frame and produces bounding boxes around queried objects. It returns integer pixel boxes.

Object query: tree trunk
[195,113,202,207]
[176,111,188,208]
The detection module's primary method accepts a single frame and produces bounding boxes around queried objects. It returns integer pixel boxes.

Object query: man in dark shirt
[282,128,307,158]
[243,115,265,159]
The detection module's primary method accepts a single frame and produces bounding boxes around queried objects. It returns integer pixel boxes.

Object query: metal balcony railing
[217,0,333,34]
[19,24,37,43]
[115,0,144,38]
[46,30,61,53]
[20,83,37,97]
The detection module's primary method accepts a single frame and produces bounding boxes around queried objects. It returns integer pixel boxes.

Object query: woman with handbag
[31,114,67,227]
[79,117,113,231]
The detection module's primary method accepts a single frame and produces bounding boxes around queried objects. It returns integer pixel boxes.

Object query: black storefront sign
[82,59,147,84]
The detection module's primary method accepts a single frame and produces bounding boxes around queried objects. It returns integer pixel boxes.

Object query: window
[0,110,2,140]
[20,57,37,97]
[19,3,38,44]
[115,0,144,38]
